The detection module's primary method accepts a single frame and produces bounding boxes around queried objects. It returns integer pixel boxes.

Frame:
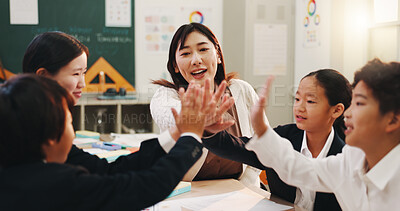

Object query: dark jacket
[203,124,344,211]
[0,136,203,211]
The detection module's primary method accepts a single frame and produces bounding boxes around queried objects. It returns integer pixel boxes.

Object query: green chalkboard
[0,0,135,86]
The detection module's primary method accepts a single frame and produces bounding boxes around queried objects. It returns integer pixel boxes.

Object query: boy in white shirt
[246,59,400,210]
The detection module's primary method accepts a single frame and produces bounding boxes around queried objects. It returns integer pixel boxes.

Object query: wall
[244,0,295,127]
[294,0,332,85]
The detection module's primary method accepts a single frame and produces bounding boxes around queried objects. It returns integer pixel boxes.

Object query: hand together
[169,79,235,139]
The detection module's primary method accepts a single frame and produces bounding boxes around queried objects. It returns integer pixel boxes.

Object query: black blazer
[0,136,203,211]
[203,124,344,211]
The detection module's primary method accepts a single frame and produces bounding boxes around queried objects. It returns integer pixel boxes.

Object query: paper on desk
[111,133,158,148]
[73,138,99,145]
[83,148,109,155]
[151,191,292,210]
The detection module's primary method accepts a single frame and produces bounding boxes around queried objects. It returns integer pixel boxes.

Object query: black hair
[302,69,352,140]
[0,74,74,168]
[23,31,89,75]
[353,58,400,115]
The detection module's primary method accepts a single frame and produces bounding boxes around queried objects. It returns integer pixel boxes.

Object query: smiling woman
[151,23,264,187]
[22,31,88,103]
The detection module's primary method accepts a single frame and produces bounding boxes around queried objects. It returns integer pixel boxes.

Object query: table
[149,179,302,210]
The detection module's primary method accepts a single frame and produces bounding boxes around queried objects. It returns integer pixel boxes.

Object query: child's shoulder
[273,124,303,139]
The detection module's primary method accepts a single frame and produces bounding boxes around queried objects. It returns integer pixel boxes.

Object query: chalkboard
[0,0,135,86]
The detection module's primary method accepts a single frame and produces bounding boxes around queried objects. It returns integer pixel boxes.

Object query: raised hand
[171,80,216,138]
[251,76,274,137]
[204,93,235,133]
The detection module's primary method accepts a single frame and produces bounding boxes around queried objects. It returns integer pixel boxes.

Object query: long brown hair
[153,23,237,90]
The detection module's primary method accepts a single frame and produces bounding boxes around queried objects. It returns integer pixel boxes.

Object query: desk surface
[151,179,301,210]
[76,93,152,105]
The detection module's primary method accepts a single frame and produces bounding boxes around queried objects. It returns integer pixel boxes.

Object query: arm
[74,135,204,210]
[150,86,181,132]
[75,80,218,210]
[246,127,346,193]
[66,130,174,175]
[246,77,345,193]
[202,131,266,170]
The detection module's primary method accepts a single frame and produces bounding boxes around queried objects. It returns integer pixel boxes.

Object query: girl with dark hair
[151,23,264,186]
[23,31,89,103]
[0,74,221,210]
[203,69,352,210]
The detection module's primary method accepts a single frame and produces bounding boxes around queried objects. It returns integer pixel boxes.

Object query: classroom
[1,0,399,210]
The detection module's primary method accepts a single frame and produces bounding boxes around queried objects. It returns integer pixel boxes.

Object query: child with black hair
[203,69,352,210]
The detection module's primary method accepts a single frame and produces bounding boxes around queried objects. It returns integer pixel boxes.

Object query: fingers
[216,96,234,118]
[212,80,227,104]
[205,120,235,134]
[202,79,212,110]
[171,108,179,126]
[258,76,274,104]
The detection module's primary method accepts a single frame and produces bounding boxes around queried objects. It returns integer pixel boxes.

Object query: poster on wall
[105,0,131,27]
[9,0,38,25]
[143,7,178,53]
[302,0,321,48]
[143,6,216,54]
[253,24,287,76]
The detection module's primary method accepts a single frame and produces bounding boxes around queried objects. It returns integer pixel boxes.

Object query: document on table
[147,191,292,210]
[110,133,158,148]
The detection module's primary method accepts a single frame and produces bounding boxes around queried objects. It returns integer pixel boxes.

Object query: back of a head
[22,31,89,75]
[354,58,400,114]
[0,74,74,168]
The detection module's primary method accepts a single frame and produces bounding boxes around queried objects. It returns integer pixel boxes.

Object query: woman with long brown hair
[151,23,264,186]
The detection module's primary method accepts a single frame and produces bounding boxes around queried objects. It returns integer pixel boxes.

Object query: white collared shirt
[295,128,335,211]
[246,128,400,211]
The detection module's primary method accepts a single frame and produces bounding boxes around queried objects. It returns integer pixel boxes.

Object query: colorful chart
[189,11,204,24]
[308,0,316,16]
[304,17,310,27]
[314,14,320,25]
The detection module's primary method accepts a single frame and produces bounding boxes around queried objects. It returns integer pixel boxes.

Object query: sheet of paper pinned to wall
[9,0,38,25]
[253,23,287,76]
[105,0,131,27]
[143,7,179,54]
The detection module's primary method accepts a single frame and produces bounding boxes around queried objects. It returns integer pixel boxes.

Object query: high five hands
[170,79,235,139]
[251,76,274,137]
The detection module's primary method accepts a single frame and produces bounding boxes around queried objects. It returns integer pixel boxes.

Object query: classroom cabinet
[72,94,154,134]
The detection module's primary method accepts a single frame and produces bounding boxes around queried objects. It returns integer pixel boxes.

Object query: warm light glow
[374,0,398,23]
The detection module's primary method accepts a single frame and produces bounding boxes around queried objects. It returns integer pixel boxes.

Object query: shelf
[72,93,154,134]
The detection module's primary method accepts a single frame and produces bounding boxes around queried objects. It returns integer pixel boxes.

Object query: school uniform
[245,126,400,210]
[0,135,203,211]
[203,124,344,211]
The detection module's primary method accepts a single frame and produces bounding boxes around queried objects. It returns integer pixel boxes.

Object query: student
[0,74,218,210]
[23,31,88,103]
[206,59,400,210]
[21,32,234,177]
[203,69,351,210]
[151,23,263,186]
